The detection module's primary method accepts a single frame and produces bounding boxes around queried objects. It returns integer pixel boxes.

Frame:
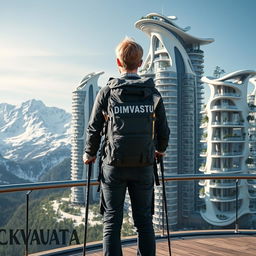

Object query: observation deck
[1,174,256,256]
[28,233,256,256]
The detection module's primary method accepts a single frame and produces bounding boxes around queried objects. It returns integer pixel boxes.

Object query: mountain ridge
[0,99,72,181]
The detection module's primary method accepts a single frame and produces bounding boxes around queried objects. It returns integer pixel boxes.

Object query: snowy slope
[0,99,71,181]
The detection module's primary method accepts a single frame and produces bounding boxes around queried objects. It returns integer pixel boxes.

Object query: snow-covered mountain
[0,99,71,181]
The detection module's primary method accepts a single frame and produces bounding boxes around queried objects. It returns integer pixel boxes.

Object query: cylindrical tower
[201,70,256,226]
[71,72,103,204]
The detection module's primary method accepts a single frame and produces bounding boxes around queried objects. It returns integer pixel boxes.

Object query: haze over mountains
[0,99,71,182]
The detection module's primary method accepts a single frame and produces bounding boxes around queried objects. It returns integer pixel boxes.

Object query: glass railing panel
[0,182,139,255]
[1,175,256,255]
[0,187,81,256]
[155,177,256,236]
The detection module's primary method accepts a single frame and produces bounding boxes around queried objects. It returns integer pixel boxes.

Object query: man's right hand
[155,151,165,163]
[155,150,165,158]
[83,153,96,164]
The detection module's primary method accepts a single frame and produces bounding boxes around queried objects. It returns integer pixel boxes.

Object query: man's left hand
[83,153,96,164]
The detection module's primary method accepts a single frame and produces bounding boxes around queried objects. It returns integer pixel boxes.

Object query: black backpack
[103,78,159,167]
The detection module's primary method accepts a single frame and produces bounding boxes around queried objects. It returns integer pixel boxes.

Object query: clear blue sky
[1,0,255,112]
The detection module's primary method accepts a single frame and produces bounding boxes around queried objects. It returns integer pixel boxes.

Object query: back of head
[116,38,143,71]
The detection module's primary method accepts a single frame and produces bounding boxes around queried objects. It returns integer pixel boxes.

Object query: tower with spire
[135,13,214,228]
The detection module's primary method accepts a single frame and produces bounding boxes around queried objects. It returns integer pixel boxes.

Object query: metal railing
[1,173,256,256]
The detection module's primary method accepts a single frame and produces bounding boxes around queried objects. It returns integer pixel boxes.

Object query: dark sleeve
[84,87,109,156]
[155,96,170,152]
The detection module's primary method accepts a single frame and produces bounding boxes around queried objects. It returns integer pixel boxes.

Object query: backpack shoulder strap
[101,78,115,119]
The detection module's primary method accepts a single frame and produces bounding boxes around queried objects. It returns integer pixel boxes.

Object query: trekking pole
[159,156,172,256]
[83,162,93,256]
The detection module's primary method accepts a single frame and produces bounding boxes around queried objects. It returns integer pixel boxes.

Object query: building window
[89,84,94,114]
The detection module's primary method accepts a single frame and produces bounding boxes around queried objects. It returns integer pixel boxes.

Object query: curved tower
[71,72,103,204]
[201,70,256,226]
[135,13,213,228]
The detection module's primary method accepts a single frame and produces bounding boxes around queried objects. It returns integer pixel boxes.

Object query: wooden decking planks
[87,235,256,256]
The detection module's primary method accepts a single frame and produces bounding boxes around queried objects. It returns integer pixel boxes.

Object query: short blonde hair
[115,38,143,71]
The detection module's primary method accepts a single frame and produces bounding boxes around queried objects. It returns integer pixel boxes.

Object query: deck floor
[87,235,256,256]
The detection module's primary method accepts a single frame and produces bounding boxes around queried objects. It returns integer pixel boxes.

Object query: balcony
[199,166,206,172]
[155,47,166,54]
[248,105,256,112]
[200,151,207,157]
[248,190,256,198]
[212,136,245,142]
[210,195,238,202]
[156,66,172,72]
[199,193,205,199]
[250,151,256,156]
[212,121,244,127]
[211,151,243,158]
[249,136,256,141]
[209,180,239,188]
[199,180,206,186]
[200,133,208,141]
[249,122,256,127]
[248,168,256,174]
[223,136,245,142]
[212,105,238,111]
[153,56,170,62]
[1,174,256,256]
[214,93,240,99]
[210,168,242,174]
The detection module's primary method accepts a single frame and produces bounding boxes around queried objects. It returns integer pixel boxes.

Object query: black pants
[101,164,156,256]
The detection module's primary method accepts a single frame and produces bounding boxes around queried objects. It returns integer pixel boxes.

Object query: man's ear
[138,59,143,67]
[117,58,123,67]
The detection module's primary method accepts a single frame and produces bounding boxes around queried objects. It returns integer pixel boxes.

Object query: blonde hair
[115,37,143,71]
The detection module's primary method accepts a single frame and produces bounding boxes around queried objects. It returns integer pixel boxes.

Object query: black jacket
[84,76,170,159]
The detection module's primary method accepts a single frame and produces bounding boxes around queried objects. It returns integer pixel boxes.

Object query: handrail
[1,173,256,256]
[0,179,99,193]
[1,173,256,194]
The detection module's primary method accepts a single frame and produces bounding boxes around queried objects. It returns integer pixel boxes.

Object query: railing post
[235,179,239,234]
[162,194,165,236]
[83,163,92,256]
[25,190,32,256]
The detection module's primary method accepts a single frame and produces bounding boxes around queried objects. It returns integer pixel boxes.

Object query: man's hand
[83,153,96,164]
[155,151,165,163]
[155,150,165,158]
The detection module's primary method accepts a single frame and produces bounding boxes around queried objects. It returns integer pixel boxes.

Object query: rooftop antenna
[161,5,164,15]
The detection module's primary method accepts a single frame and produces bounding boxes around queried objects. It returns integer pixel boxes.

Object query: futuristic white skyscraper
[200,70,256,226]
[135,13,213,228]
[71,72,103,204]
[248,77,256,176]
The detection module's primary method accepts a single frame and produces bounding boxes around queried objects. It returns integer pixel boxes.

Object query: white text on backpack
[113,105,153,114]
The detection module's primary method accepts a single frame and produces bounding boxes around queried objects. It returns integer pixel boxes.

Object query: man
[83,38,169,256]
